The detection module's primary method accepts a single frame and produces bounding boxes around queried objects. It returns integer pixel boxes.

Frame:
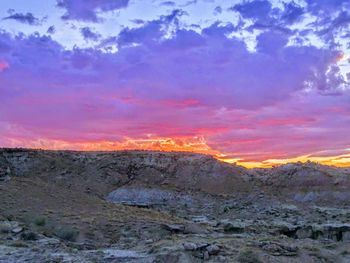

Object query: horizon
[0,0,350,168]
[1,147,350,169]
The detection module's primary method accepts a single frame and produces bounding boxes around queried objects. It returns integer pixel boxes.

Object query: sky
[0,0,350,167]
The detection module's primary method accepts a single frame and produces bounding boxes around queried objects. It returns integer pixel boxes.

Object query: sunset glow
[3,137,350,168]
[0,0,350,167]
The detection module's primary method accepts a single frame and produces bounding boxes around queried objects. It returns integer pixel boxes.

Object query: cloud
[3,11,42,25]
[0,1,349,164]
[117,21,163,47]
[130,19,145,25]
[306,0,350,15]
[0,61,9,72]
[213,6,222,15]
[80,27,102,41]
[160,1,176,7]
[280,2,304,24]
[231,0,272,23]
[316,11,350,41]
[56,0,130,22]
[117,9,187,48]
[47,26,56,34]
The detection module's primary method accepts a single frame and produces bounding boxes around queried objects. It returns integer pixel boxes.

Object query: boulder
[12,227,23,234]
[163,223,208,235]
[222,221,246,233]
[162,224,184,234]
[183,242,197,251]
[183,223,208,234]
[317,224,350,241]
[206,244,220,255]
[0,221,20,234]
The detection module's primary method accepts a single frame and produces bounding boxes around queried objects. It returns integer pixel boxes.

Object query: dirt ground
[1,149,350,262]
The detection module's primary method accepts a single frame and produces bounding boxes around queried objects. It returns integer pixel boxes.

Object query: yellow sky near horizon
[4,137,350,169]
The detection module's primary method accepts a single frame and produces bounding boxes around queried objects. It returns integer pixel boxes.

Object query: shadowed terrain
[0,149,350,262]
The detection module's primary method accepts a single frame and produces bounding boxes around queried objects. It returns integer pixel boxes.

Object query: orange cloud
[8,136,219,155]
[4,137,350,168]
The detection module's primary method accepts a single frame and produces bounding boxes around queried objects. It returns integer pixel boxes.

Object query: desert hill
[0,149,350,262]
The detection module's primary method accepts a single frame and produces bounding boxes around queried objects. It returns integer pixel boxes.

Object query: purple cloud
[306,0,350,14]
[47,26,56,34]
[231,0,272,23]
[280,2,304,24]
[214,6,222,15]
[3,11,42,25]
[160,1,176,7]
[57,0,129,22]
[80,27,101,41]
[0,0,349,164]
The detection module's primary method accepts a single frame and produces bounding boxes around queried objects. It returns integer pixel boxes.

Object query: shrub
[34,217,46,227]
[20,231,38,241]
[223,206,230,213]
[54,227,79,242]
[237,249,262,263]
[4,214,14,221]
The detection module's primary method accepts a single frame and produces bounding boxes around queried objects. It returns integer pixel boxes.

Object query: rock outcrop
[1,148,350,263]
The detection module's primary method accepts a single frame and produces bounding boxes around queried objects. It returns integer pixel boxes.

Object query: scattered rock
[222,220,246,233]
[145,239,153,244]
[162,224,184,234]
[0,166,11,182]
[217,255,227,262]
[1,149,350,262]
[191,215,210,223]
[102,248,148,260]
[0,221,21,234]
[183,242,197,251]
[260,242,298,256]
[11,227,23,234]
[206,244,220,255]
[183,223,208,234]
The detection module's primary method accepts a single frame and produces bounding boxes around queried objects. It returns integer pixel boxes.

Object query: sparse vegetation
[4,214,14,221]
[20,231,38,241]
[1,149,350,262]
[10,240,29,248]
[34,217,46,227]
[237,249,262,263]
[0,223,11,234]
[54,227,79,242]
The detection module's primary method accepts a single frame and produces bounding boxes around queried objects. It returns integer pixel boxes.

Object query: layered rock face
[0,149,350,263]
[1,149,349,198]
[0,149,252,196]
[253,162,350,205]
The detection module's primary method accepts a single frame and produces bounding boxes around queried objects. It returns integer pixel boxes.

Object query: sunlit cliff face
[0,0,350,167]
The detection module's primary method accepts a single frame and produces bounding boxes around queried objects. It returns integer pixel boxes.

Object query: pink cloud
[0,23,349,166]
[0,61,9,72]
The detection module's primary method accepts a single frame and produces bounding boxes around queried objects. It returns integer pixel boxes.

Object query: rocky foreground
[0,149,350,262]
